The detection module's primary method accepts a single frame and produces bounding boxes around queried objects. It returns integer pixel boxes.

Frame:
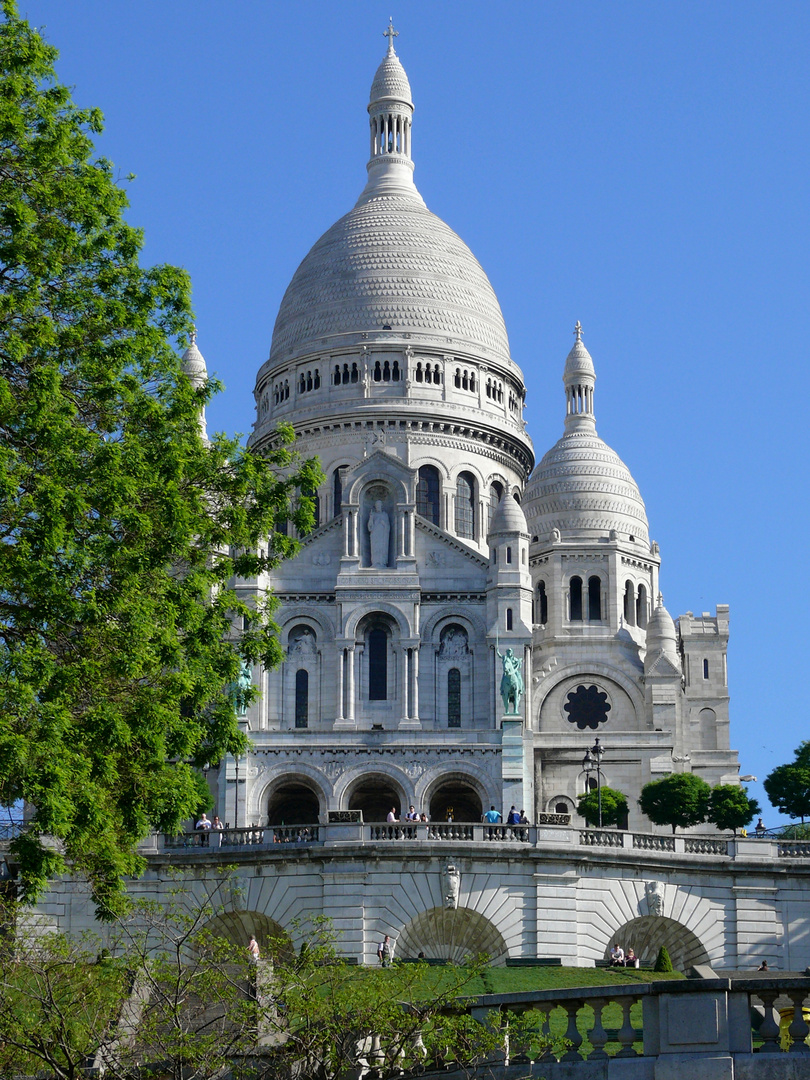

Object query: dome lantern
[358,19,419,205]
[563,321,597,434]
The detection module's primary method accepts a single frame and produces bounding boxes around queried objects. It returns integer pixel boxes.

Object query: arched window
[506,546,512,564]
[506,608,513,631]
[570,576,583,621]
[588,576,602,621]
[416,465,441,525]
[350,362,359,383]
[373,361,382,382]
[555,802,568,815]
[624,581,635,626]
[703,658,709,680]
[333,467,346,516]
[489,481,503,529]
[636,584,648,628]
[295,669,309,728]
[455,472,476,539]
[448,668,461,728]
[538,581,548,624]
[369,627,388,700]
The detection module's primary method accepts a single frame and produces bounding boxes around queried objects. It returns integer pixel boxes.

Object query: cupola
[181,328,208,441]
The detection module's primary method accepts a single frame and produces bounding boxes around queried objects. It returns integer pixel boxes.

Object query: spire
[357,20,423,206]
[383,17,398,55]
[181,327,209,442]
[562,321,597,433]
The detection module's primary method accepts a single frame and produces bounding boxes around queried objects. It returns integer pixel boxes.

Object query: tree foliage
[638,773,712,833]
[576,785,628,828]
[707,784,760,834]
[653,946,674,973]
[0,2,321,915]
[0,884,546,1080]
[764,742,810,823]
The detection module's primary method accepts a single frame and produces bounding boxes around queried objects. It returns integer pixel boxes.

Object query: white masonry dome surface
[370,50,412,104]
[524,325,649,544]
[180,328,207,390]
[268,200,512,367]
[266,22,512,371]
[488,494,529,537]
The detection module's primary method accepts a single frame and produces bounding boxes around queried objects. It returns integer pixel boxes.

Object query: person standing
[248,935,260,964]
[377,934,393,967]
[483,805,502,840]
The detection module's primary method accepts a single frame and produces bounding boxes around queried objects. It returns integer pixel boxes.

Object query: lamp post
[582,737,606,828]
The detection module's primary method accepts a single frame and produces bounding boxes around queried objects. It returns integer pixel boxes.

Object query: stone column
[336,648,344,722]
[347,647,356,721]
[411,647,419,721]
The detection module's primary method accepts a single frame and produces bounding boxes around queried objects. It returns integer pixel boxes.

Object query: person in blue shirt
[483,805,502,839]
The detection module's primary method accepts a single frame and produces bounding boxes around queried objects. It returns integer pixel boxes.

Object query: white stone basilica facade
[199,28,740,837]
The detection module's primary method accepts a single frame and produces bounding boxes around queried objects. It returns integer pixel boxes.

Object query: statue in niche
[443,864,460,910]
[228,658,252,717]
[368,500,390,568]
[497,646,524,715]
[439,627,468,659]
[289,629,316,656]
[645,880,664,917]
[551,527,561,543]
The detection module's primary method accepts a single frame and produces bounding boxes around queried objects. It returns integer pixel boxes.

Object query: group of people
[483,805,531,840]
[194,812,223,845]
[609,943,640,968]
[387,806,430,823]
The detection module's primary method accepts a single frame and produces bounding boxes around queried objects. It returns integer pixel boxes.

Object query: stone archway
[267,780,320,826]
[348,774,404,823]
[428,780,482,823]
[607,916,709,971]
[202,911,294,963]
[396,907,509,965]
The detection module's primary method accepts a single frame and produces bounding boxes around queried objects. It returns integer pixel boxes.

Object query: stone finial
[574,320,583,342]
[383,17,398,54]
[190,325,198,347]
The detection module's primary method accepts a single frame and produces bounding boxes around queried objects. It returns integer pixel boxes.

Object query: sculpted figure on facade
[443,864,461,909]
[289,629,317,656]
[645,880,664,917]
[368,500,390,568]
[229,658,252,717]
[439,626,469,660]
[498,646,524,715]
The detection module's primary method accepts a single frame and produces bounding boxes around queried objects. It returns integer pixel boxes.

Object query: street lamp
[582,737,606,828]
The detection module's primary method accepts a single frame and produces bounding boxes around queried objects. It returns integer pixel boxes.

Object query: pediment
[415,518,489,572]
[343,450,415,503]
[645,650,682,678]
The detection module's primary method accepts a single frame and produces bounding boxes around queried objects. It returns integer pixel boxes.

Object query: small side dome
[488,494,528,537]
[181,328,208,390]
[645,597,679,666]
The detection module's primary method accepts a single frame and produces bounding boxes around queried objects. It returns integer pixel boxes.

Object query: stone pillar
[347,647,356,721]
[411,647,419,721]
[336,648,344,722]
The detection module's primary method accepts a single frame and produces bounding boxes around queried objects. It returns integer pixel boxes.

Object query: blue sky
[20,1,810,825]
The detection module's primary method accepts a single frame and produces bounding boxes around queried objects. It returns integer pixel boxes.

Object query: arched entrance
[397,907,509,965]
[606,916,709,971]
[267,780,320,826]
[202,911,294,963]
[348,776,403,823]
[428,781,483,823]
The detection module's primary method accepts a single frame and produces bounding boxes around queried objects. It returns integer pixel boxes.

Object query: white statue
[645,880,664,917]
[443,864,460,910]
[368,500,390,568]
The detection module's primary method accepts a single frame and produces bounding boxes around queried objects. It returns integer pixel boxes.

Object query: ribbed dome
[181,330,207,390]
[645,599,679,669]
[564,338,595,380]
[524,431,649,544]
[370,52,412,104]
[268,195,512,366]
[488,494,528,537]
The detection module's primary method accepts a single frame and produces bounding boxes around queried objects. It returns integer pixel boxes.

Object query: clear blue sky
[20,1,810,825]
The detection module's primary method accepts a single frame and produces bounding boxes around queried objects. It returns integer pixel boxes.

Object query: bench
[505,958,563,967]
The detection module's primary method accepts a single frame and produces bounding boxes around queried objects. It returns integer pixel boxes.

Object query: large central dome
[267,30,512,370]
[268,196,512,367]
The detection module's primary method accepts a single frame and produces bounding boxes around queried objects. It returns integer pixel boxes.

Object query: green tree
[707,784,760,835]
[654,946,674,973]
[576,786,629,828]
[0,2,321,916]
[764,742,810,823]
[638,773,711,833]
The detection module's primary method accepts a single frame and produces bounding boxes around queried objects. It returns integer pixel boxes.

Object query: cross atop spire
[383,17,398,54]
[574,320,583,342]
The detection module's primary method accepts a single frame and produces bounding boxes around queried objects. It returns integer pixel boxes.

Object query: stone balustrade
[151,822,799,861]
[385,975,810,1078]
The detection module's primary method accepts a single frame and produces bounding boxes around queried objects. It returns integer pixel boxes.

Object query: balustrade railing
[633,833,676,851]
[157,824,783,864]
[685,836,730,856]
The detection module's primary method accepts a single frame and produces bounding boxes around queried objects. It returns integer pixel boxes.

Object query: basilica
[182,24,741,837]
